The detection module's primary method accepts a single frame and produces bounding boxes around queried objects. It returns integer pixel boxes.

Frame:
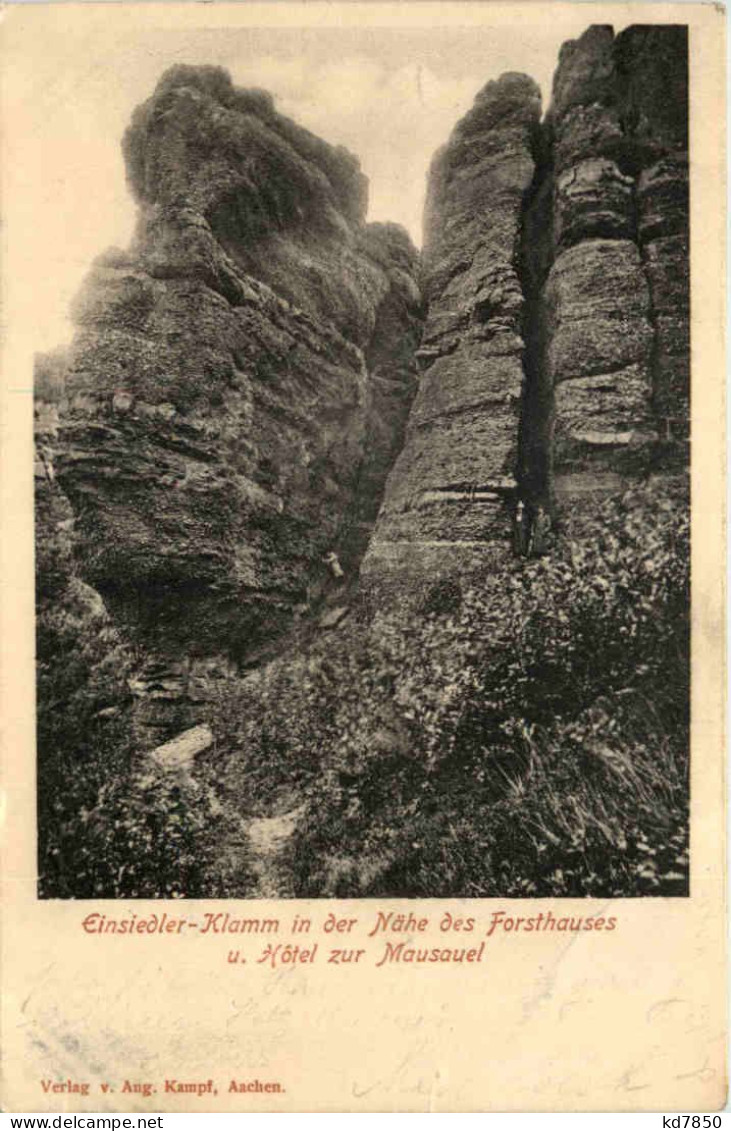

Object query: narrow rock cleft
[516,103,555,547]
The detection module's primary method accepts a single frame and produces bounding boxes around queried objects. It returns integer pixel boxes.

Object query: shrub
[38,472,689,900]
[36,477,254,899]
[211,479,690,898]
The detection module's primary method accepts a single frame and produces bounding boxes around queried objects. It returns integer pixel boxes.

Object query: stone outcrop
[544,25,689,505]
[35,438,137,798]
[364,24,689,599]
[36,30,690,729]
[337,222,423,569]
[38,65,422,739]
[362,74,541,594]
[149,724,214,771]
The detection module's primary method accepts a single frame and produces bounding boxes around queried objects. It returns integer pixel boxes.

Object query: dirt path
[246,804,306,898]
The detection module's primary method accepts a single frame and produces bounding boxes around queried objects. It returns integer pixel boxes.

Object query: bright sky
[4,5,606,353]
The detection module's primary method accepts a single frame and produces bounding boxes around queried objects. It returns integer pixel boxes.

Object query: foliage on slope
[210,479,690,898]
[36,476,254,899]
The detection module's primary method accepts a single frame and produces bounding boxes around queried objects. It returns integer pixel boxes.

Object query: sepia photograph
[1,2,725,1114]
[31,15,692,903]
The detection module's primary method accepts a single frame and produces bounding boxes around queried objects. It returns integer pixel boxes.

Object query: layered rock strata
[362,74,541,592]
[545,24,689,505]
[39,65,422,740]
[364,24,689,597]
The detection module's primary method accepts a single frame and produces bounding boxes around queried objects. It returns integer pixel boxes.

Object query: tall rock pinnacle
[362,73,541,596]
[364,25,689,602]
[37,64,423,740]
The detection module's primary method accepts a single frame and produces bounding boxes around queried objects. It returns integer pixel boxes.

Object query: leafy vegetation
[36,478,254,899]
[210,479,690,897]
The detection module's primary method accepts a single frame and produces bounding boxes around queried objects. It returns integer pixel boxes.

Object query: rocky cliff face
[544,25,689,505]
[363,73,541,592]
[364,24,689,599]
[37,65,422,741]
[36,30,689,737]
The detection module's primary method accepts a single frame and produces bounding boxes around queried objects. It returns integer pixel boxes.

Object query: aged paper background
[1,1,726,1113]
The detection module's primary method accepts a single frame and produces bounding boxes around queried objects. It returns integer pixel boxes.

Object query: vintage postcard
[1,0,726,1113]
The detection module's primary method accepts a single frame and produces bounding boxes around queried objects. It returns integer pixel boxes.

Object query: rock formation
[37,65,422,741]
[364,24,689,599]
[362,73,541,594]
[543,25,689,506]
